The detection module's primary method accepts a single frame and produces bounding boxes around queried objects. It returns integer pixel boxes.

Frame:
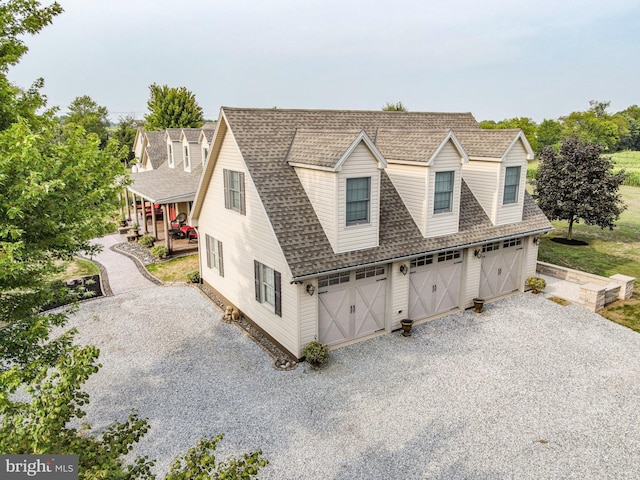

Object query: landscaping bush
[139,235,155,248]
[525,276,546,293]
[526,165,538,181]
[302,341,330,368]
[186,270,200,283]
[150,245,168,259]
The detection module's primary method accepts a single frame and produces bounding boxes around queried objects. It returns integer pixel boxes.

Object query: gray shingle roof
[202,129,215,143]
[220,107,551,279]
[182,129,201,142]
[144,131,167,169]
[286,129,365,169]
[129,162,202,204]
[456,129,522,158]
[375,128,451,163]
[166,128,182,142]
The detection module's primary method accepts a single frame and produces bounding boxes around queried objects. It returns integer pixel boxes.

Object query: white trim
[334,131,387,172]
[426,130,469,166]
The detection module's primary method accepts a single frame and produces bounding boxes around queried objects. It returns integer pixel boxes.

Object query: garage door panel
[479,248,522,300]
[433,263,461,313]
[408,269,434,320]
[355,279,386,337]
[409,259,461,320]
[318,289,351,346]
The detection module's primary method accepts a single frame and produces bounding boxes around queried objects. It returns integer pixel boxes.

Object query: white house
[190,108,553,359]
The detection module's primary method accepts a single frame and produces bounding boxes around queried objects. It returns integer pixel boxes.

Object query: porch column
[151,204,158,239]
[125,189,132,222]
[163,204,172,254]
[142,199,149,235]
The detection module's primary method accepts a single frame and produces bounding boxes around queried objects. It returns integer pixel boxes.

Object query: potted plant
[472,298,485,313]
[526,276,546,294]
[130,222,140,240]
[400,318,414,337]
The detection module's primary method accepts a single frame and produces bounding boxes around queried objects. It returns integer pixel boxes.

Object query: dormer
[287,129,386,253]
[199,128,215,167]
[165,128,183,168]
[458,130,533,226]
[180,129,202,173]
[378,129,468,238]
[132,127,145,161]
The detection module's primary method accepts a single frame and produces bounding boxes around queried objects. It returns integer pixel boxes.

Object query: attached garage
[479,238,523,300]
[318,266,387,347]
[408,249,463,321]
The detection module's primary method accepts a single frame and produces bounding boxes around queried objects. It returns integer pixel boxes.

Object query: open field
[537,185,640,332]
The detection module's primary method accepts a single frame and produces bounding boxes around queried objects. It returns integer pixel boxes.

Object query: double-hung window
[184,146,190,169]
[205,234,224,276]
[254,261,281,316]
[346,177,370,226]
[223,169,246,214]
[503,166,521,204]
[434,171,454,214]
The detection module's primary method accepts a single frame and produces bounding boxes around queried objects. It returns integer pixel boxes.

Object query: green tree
[0,0,62,130]
[144,84,203,130]
[534,138,627,239]
[536,118,563,151]
[561,101,620,151]
[112,114,139,164]
[382,101,408,112]
[63,95,110,147]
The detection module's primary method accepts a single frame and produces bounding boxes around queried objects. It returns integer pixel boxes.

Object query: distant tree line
[480,100,640,154]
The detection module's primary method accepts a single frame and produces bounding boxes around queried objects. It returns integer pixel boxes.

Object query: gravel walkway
[67,287,640,479]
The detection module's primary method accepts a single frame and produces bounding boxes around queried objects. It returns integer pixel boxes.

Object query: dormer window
[434,171,454,214]
[184,145,190,169]
[346,177,370,226]
[168,144,173,167]
[503,166,521,204]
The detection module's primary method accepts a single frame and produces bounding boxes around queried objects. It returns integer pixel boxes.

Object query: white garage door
[409,250,462,321]
[318,266,387,347]
[479,238,523,300]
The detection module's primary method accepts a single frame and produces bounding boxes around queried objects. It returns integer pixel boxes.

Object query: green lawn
[51,257,100,281]
[537,185,640,332]
[146,254,199,282]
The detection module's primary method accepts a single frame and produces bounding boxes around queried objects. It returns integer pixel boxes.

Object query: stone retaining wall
[537,261,635,312]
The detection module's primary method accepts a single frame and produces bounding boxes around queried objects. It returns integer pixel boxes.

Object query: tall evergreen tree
[144,84,204,130]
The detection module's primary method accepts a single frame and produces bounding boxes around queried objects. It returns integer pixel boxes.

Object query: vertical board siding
[199,130,300,356]
[391,260,410,330]
[426,142,462,237]
[337,143,380,252]
[496,141,527,226]
[524,236,538,281]
[299,280,318,347]
[294,167,338,251]
[386,163,427,235]
[461,161,499,222]
[463,247,482,306]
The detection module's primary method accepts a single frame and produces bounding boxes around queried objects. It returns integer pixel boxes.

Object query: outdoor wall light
[306,284,315,296]
[474,249,483,259]
[532,236,541,245]
[399,264,408,276]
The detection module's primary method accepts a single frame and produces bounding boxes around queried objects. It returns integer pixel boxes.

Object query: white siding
[167,138,183,168]
[294,167,338,251]
[462,161,499,223]
[386,164,427,235]
[391,260,410,330]
[182,140,203,172]
[523,236,539,282]
[463,247,482,306]
[496,140,528,226]
[337,143,380,252]
[198,129,300,356]
[425,142,462,237]
[299,279,318,347]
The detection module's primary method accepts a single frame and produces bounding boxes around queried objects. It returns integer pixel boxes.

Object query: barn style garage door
[479,238,523,300]
[318,266,387,347]
[408,250,463,321]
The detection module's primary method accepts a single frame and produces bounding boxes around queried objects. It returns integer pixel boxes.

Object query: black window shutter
[218,240,224,278]
[205,234,211,268]
[223,169,230,209]
[254,260,261,302]
[274,270,282,317]
[239,171,246,215]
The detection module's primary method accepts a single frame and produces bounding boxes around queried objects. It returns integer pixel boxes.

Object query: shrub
[150,245,168,259]
[139,235,155,248]
[186,270,200,283]
[525,276,546,293]
[526,165,538,180]
[302,341,329,368]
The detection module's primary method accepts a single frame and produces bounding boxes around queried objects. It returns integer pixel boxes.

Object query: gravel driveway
[67,286,640,479]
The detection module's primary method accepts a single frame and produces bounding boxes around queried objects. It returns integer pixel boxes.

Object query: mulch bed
[551,237,589,246]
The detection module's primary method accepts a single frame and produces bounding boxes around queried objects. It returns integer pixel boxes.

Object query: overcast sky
[9,0,640,123]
